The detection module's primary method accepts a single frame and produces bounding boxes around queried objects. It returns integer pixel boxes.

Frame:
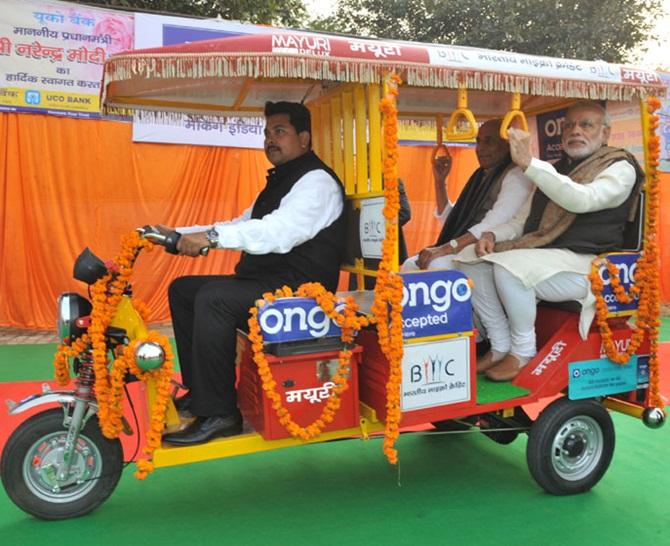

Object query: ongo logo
[400,270,473,338]
[598,261,637,286]
[401,276,471,313]
[258,298,345,342]
[597,253,640,311]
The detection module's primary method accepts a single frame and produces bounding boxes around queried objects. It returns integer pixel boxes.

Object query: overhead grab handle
[500,92,528,140]
[432,115,450,163]
[444,87,477,141]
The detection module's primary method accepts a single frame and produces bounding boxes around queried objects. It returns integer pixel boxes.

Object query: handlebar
[137,226,209,256]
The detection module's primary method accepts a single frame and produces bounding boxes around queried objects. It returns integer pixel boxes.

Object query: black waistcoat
[234,151,345,292]
[522,153,643,254]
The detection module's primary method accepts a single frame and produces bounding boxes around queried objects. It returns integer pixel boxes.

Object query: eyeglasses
[562,119,606,131]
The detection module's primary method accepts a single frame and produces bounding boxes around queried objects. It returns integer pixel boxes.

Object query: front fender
[6,388,97,416]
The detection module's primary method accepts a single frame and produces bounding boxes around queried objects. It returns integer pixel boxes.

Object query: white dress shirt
[177,169,343,254]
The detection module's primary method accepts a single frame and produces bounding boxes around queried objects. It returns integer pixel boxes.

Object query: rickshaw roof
[100,29,666,118]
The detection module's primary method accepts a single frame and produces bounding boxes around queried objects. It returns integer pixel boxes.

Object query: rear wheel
[1,408,123,519]
[527,397,614,495]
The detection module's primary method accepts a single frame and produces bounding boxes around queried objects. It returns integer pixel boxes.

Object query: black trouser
[168,275,275,416]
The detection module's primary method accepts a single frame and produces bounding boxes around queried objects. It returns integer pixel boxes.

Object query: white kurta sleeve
[524,158,636,213]
[434,201,454,224]
[211,169,343,254]
[467,166,534,239]
[489,193,534,243]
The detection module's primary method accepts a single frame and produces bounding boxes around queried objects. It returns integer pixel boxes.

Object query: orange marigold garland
[588,95,663,409]
[371,73,405,464]
[52,231,175,478]
[247,283,369,440]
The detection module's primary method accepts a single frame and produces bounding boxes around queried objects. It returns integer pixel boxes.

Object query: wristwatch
[449,239,459,250]
[205,228,219,248]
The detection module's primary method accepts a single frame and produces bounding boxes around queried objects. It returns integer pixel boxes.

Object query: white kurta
[456,157,637,338]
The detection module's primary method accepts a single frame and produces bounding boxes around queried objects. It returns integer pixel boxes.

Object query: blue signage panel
[598,253,640,314]
[400,270,473,340]
[536,107,567,161]
[257,297,343,343]
[569,356,638,400]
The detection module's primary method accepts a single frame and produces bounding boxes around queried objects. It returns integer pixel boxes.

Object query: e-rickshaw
[1,30,666,520]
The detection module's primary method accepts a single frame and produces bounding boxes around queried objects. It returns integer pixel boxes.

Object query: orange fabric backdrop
[0,112,668,329]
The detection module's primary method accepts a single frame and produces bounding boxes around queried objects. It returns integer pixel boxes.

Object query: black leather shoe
[162,414,243,446]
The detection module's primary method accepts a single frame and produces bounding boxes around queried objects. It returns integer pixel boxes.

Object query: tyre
[1,408,123,520]
[527,397,614,495]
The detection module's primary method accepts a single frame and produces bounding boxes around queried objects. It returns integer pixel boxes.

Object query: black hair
[264,101,311,135]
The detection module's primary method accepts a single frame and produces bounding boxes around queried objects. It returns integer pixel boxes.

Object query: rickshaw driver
[457,100,644,381]
[401,119,533,271]
[157,101,346,446]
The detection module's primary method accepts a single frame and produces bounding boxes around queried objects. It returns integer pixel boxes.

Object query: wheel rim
[22,431,103,503]
[550,415,603,481]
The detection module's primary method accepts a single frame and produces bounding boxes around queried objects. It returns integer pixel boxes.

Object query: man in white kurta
[402,119,533,271]
[456,101,640,381]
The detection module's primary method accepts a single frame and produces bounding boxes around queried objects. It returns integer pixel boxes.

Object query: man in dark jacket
[161,101,346,445]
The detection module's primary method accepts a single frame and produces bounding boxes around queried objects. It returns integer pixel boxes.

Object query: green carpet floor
[0,318,669,542]
[1,413,668,544]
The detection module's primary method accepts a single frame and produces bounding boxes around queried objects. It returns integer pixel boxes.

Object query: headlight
[57,293,92,344]
[134,342,165,370]
[73,247,108,285]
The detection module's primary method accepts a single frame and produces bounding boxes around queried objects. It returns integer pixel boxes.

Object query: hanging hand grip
[445,87,477,141]
[500,92,528,139]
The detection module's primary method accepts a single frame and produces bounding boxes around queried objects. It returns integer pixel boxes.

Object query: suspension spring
[75,352,96,401]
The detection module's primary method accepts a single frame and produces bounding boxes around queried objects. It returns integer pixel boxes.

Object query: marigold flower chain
[51,232,174,478]
[589,96,663,409]
[372,73,404,465]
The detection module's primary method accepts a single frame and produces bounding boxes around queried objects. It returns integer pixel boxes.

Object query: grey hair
[566,100,611,128]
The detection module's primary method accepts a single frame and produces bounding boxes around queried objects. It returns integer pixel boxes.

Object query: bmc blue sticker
[569,357,638,400]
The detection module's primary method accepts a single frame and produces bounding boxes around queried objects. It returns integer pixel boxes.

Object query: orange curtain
[1,112,668,330]
[0,112,270,328]
[397,145,479,258]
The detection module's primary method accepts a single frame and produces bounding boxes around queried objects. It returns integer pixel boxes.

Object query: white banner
[131,13,272,148]
[427,44,660,86]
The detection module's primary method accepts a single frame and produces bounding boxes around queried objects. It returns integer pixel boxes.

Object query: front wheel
[526,397,614,495]
[1,408,123,519]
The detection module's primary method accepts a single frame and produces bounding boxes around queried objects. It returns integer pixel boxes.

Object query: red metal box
[357,329,477,427]
[237,332,361,440]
